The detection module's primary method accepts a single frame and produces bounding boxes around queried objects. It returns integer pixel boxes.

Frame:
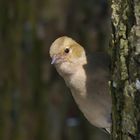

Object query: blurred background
[0,0,111,139]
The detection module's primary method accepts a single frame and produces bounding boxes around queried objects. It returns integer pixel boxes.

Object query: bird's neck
[55,54,87,96]
[63,65,87,96]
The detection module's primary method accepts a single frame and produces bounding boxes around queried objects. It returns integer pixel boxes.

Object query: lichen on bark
[111,0,140,139]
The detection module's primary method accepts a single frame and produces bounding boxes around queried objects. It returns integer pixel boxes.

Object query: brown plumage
[49,36,112,133]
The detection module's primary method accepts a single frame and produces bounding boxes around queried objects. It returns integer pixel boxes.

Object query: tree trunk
[111,0,140,139]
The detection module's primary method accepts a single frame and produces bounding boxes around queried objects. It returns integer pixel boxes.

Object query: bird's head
[49,36,87,75]
[50,36,86,65]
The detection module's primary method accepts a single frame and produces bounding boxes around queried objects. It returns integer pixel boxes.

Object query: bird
[49,36,112,133]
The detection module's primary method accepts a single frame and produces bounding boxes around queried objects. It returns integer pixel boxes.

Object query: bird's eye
[64,48,70,54]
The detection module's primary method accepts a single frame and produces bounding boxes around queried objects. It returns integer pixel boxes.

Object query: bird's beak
[51,56,57,64]
[51,55,63,64]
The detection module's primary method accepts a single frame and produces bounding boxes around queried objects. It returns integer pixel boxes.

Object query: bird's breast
[71,91,111,128]
[63,66,111,129]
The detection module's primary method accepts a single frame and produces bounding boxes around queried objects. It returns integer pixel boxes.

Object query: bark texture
[111,0,140,139]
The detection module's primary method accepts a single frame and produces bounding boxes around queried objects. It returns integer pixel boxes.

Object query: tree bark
[111,0,140,139]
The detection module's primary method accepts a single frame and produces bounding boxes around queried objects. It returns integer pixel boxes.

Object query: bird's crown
[49,36,85,60]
